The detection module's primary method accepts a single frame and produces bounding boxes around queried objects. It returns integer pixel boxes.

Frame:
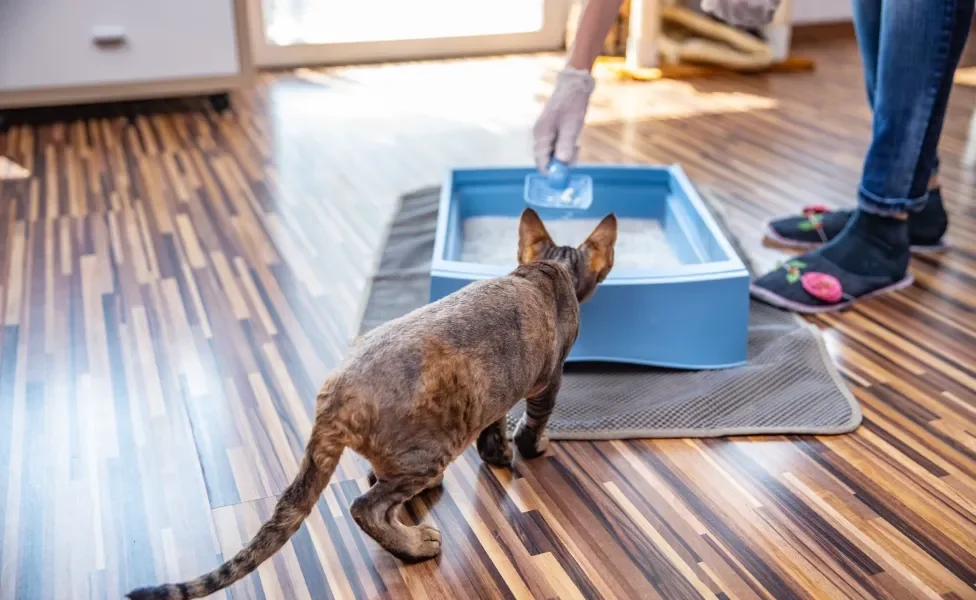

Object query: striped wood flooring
[1,33,975,599]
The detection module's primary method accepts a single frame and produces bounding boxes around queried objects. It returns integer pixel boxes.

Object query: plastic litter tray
[430,164,750,369]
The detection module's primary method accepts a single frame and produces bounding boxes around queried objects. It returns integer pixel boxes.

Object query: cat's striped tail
[126,429,343,600]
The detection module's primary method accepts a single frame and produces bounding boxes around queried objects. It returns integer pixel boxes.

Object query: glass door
[247,0,570,68]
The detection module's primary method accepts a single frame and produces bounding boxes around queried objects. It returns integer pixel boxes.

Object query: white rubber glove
[532,67,596,173]
[701,0,783,28]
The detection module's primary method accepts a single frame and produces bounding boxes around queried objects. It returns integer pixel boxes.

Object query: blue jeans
[853,0,974,215]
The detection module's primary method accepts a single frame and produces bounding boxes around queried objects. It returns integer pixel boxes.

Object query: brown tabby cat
[127,208,617,599]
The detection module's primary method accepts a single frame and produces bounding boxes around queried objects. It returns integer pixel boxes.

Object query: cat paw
[398,524,442,562]
[477,428,512,467]
[419,523,442,542]
[514,424,549,459]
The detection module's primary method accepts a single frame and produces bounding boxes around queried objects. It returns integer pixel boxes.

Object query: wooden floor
[1,33,975,600]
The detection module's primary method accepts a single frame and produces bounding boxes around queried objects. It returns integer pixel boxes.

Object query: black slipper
[763,205,854,248]
[764,191,949,254]
[750,254,914,314]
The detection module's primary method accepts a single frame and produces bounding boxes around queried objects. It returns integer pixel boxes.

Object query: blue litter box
[430,164,750,369]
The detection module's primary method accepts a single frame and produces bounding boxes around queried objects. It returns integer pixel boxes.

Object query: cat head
[517,208,618,303]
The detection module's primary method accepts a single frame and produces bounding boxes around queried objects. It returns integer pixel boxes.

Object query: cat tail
[126,425,344,600]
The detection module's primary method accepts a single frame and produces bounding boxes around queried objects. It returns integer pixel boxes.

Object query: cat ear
[518,208,555,264]
[580,213,617,279]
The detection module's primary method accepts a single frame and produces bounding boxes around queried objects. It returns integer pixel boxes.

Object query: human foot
[751,210,914,313]
[764,188,948,253]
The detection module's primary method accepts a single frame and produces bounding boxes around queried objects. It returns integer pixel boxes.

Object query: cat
[127,208,617,599]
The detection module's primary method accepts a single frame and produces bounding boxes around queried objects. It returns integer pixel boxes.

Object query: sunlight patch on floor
[954,66,976,87]
[287,56,778,131]
[585,79,778,125]
[288,57,550,128]
[0,156,30,181]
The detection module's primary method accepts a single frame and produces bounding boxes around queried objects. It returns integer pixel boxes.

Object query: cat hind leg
[351,467,445,561]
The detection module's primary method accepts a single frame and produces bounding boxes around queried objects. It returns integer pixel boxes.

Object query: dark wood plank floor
[1,33,975,599]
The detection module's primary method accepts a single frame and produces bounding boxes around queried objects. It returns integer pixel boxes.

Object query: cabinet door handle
[91,26,127,47]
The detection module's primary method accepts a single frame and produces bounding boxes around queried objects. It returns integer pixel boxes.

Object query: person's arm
[533,0,782,172]
[532,0,623,172]
[566,0,626,71]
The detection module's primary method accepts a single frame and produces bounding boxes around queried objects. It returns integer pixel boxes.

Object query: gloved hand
[532,66,596,173]
[700,0,783,28]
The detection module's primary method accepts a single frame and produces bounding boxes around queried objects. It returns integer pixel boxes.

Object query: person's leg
[856,1,969,215]
[762,0,950,252]
[752,0,973,313]
[854,0,882,109]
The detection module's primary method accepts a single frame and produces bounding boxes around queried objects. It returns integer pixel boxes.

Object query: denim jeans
[853,0,974,215]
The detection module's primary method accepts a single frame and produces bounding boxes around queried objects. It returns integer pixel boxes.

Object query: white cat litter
[460,216,683,269]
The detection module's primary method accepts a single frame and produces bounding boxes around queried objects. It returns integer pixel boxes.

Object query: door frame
[246,0,571,69]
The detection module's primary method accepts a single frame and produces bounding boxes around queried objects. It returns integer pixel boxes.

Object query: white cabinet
[0,0,252,109]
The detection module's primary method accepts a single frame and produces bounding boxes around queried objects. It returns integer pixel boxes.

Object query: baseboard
[790,20,855,44]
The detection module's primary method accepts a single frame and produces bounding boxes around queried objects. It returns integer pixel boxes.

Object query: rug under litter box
[357,187,861,439]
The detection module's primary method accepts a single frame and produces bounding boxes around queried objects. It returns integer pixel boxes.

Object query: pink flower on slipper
[802,204,830,215]
[801,272,843,303]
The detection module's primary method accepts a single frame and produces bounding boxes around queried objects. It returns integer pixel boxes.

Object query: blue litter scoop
[524,159,593,210]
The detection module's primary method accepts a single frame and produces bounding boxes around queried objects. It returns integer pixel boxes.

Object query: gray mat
[358,187,861,439]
